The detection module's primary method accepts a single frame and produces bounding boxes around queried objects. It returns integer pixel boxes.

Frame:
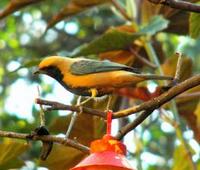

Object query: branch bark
[0,130,90,153]
[114,74,200,118]
[148,0,200,13]
[115,110,153,140]
[36,98,106,118]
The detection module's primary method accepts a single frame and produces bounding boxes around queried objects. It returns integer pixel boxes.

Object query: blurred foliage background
[0,0,200,169]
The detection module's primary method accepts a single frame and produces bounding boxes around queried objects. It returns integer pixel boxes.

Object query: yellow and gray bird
[35,56,173,97]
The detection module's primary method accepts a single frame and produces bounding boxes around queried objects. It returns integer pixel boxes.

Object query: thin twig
[36,98,106,118]
[0,130,90,153]
[171,52,184,122]
[129,47,157,69]
[66,96,82,138]
[37,86,46,126]
[114,74,200,118]
[115,110,153,140]
[166,53,196,169]
[111,0,132,21]
[148,0,200,13]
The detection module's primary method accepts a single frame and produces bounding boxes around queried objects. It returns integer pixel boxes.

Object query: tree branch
[114,74,200,118]
[36,75,200,119]
[116,53,190,140]
[36,98,106,118]
[115,110,153,140]
[148,0,200,13]
[0,130,90,154]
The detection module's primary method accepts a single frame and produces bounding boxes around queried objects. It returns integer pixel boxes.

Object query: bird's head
[34,56,72,81]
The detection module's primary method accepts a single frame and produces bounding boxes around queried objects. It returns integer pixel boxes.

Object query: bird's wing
[70,59,140,75]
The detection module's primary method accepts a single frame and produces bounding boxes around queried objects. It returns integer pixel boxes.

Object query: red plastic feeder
[70,111,134,170]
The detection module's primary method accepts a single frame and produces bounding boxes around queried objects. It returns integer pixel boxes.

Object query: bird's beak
[33,69,40,75]
[33,69,46,75]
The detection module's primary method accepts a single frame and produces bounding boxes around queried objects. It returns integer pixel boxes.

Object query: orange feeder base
[71,111,135,170]
[70,135,135,170]
[71,151,133,170]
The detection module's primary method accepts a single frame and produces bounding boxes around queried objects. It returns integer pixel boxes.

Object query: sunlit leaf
[0,140,29,169]
[141,0,161,23]
[140,15,169,35]
[162,54,193,81]
[190,10,200,38]
[172,145,195,170]
[0,0,44,20]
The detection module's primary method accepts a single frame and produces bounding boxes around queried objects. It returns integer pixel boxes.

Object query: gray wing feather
[70,59,139,75]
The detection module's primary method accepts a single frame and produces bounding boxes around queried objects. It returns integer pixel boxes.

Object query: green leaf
[71,29,144,57]
[140,15,169,35]
[0,140,29,169]
[190,11,200,38]
[71,16,168,57]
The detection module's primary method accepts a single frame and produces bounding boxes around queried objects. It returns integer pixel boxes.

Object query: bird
[34,56,174,139]
[34,56,173,98]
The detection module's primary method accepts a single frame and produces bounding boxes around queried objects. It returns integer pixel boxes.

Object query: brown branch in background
[129,47,157,69]
[36,98,106,118]
[148,0,200,13]
[115,110,153,140]
[114,74,200,118]
[174,53,183,83]
[177,92,200,100]
[66,96,82,138]
[110,0,132,21]
[0,130,90,154]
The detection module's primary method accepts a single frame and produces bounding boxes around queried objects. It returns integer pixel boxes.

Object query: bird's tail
[135,74,174,81]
